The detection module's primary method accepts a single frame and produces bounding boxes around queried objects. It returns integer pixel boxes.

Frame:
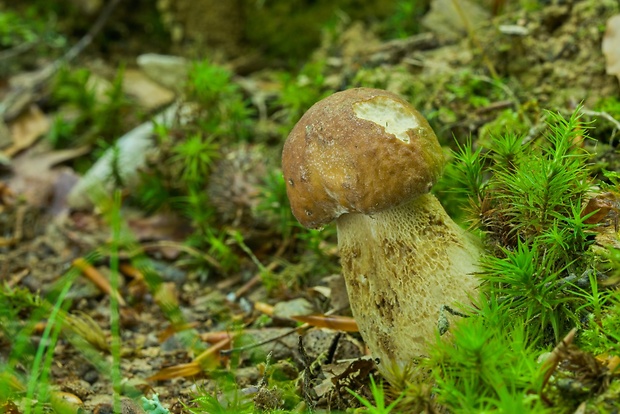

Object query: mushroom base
[336,193,482,384]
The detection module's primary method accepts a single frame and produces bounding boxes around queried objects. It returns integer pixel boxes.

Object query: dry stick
[1,0,122,121]
[12,205,26,243]
[58,0,123,67]
[219,307,348,356]
[219,312,355,356]
[540,327,577,391]
[231,238,289,301]
[232,260,279,300]
[215,274,243,290]
[581,110,620,131]
[476,72,535,129]
[219,323,311,356]
[7,268,30,288]
[0,41,37,61]
[132,240,223,271]
[473,100,514,115]
[581,109,620,146]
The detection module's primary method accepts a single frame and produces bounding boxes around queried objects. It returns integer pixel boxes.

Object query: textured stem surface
[336,193,481,382]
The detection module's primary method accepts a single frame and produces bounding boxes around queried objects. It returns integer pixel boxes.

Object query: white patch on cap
[352,97,419,144]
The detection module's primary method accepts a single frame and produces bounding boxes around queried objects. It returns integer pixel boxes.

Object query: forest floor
[2,0,620,413]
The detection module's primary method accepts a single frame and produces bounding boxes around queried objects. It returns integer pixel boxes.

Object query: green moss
[429,310,548,412]
[47,65,132,170]
[450,107,597,339]
[430,107,620,412]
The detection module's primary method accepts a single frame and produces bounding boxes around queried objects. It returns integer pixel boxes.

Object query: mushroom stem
[336,193,481,382]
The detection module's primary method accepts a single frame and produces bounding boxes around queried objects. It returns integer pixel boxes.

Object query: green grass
[108,191,123,412]
[23,273,75,414]
[0,255,108,412]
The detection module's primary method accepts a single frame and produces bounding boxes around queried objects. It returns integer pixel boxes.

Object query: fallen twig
[581,108,620,146]
[540,328,577,390]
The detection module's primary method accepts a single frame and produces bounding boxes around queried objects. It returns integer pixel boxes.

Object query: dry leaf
[123,68,175,110]
[157,322,199,343]
[72,257,126,307]
[147,362,203,381]
[147,337,231,381]
[4,105,50,157]
[8,144,90,209]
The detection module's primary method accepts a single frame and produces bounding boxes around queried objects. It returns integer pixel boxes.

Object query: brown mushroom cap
[282,87,445,229]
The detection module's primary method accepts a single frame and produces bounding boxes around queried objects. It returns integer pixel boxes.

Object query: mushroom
[281,87,482,382]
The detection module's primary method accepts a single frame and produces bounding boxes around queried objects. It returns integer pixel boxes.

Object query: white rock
[68,103,181,209]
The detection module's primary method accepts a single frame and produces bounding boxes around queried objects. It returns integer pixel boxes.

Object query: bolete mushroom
[281,87,482,382]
